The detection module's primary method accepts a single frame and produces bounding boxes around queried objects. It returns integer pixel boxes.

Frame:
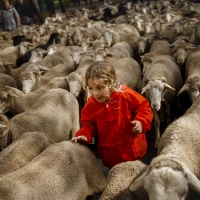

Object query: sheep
[100,23,140,51]
[141,55,183,148]
[99,160,148,200]
[130,94,200,200]
[113,58,142,92]
[66,53,94,98]
[91,42,133,64]
[72,25,102,46]
[0,45,21,67]
[0,130,54,175]
[16,32,59,67]
[141,40,172,75]
[178,50,200,103]
[24,45,74,73]
[0,88,79,150]
[0,73,17,88]
[0,141,106,200]
[20,63,75,93]
[0,77,69,115]
[170,42,197,65]
[0,62,31,89]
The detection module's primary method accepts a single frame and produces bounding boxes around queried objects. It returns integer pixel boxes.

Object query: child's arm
[129,90,153,133]
[71,103,97,144]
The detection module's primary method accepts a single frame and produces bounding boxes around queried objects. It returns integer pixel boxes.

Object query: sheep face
[0,90,12,113]
[130,167,189,200]
[102,30,113,47]
[146,80,164,111]
[173,48,187,64]
[20,71,39,94]
[72,27,83,46]
[70,51,82,66]
[66,73,83,98]
[29,49,46,63]
[173,21,183,34]
[94,50,107,61]
[130,157,200,200]
[137,38,147,55]
[178,75,200,103]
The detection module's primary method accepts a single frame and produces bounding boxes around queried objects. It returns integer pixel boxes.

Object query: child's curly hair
[83,61,119,100]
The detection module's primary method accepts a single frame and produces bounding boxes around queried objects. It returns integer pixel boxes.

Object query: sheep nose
[177,58,184,64]
[152,103,159,110]
[139,49,144,54]
[23,89,28,94]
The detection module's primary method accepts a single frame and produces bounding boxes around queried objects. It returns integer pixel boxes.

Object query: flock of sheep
[0,0,200,199]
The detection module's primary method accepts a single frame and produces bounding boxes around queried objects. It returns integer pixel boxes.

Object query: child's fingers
[71,136,88,143]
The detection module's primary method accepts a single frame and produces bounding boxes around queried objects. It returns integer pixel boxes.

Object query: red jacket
[76,85,153,168]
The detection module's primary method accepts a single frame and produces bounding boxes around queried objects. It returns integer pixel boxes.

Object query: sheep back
[0,141,106,200]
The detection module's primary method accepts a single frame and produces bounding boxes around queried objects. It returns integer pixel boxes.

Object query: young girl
[71,61,153,168]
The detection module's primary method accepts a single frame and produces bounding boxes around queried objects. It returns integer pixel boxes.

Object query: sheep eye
[191,88,196,92]
[1,98,5,102]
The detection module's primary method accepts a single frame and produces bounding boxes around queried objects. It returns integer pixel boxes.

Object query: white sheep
[0,130,54,175]
[20,63,75,93]
[0,88,79,149]
[141,40,172,75]
[99,160,148,200]
[0,77,69,115]
[141,55,183,148]
[0,73,17,88]
[113,57,142,92]
[178,50,200,103]
[130,94,200,200]
[0,141,106,200]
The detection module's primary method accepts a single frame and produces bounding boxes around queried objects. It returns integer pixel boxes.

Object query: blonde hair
[83,61,119,100]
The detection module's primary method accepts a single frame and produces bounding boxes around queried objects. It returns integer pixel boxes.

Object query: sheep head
[177,75,200,103]
[20,71,41,94]
[130,156,200,200]
[0,86,18,114]
[141,77,175,111]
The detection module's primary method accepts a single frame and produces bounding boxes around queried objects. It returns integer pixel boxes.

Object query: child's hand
[71,136,88,143]
[131,120,142,134]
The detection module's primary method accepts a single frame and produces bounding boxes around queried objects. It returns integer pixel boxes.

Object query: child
[71,61,153,168]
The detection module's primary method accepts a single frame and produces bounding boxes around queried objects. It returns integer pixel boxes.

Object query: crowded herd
[0,0,200,199]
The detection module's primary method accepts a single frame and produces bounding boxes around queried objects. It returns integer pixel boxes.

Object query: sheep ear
[161,77,167,83]
[163,83,175,90]
[4,86,18,97]
[145,78,150,85]
[177,84,186,96]
[141,85,148,94]
[37,65,50,71]
[130,171,148,191]
[186,168,200,193]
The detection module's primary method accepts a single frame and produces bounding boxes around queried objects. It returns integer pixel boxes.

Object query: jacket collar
[109,84,127,99]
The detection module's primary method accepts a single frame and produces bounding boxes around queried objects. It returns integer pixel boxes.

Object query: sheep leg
[153,109,160,148]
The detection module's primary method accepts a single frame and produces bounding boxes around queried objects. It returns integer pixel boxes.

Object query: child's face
[87,77,111,103]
